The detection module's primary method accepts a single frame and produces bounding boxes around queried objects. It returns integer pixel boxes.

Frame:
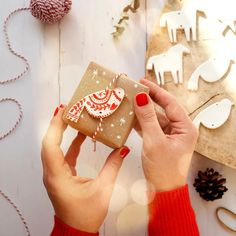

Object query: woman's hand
[134,79,198,192]
[41,105,130,233]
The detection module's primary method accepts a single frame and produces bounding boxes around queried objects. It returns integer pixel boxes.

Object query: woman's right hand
[134,79,199,192]
[41,106,130,234]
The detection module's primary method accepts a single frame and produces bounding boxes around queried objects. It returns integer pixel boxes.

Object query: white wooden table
[1,0,236,235]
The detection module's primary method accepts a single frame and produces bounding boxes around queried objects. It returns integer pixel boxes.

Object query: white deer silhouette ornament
[146,44,190,85]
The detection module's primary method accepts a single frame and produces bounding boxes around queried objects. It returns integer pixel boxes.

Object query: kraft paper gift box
[63,62,149,149]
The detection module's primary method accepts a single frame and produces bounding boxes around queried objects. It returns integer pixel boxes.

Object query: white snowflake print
[91,69,98,80]
[119,117,126,126]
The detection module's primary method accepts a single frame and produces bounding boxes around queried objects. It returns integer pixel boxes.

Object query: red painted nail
[120,147,130,159]
[136,93,148,107]
[60,104,64,108]
[54,107,59,117]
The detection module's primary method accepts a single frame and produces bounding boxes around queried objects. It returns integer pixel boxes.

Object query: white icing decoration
[146,44,190,85]
[80,114,84,118]
[160,4,204,42]
[96,80,100,84]
[117,135,121,139]
[91,69,98,80]
[193,98,234,129]
[134,84,138,88]
[120,117,126,126]
[111,123,115,127]
[100,128,103,132]
[102,71,106,75]
[188,57,233,91]
[93,69,98,75]
[129,111,134,116]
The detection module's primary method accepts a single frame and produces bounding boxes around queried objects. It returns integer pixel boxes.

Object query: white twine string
[0,8,31,236]
[92,117,103,152]
[1,8,30,85]
[105,73,121,92]
[0,99,29,234]
[92,73,122,151]
[0,98,23,141]
[0,189,31,236]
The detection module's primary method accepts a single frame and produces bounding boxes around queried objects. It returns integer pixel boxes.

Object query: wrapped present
[63,62,149,149]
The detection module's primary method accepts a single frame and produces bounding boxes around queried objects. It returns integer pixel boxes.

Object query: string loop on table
[0,189,31,236]
[1,7,30,85]
[0,98,23,141]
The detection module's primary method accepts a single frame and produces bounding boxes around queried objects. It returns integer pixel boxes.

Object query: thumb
[98,147,130,186]
[41,104,68,176]
[134,93,164,137]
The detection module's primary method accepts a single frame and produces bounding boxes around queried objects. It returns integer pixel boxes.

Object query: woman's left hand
[41,105,130,233]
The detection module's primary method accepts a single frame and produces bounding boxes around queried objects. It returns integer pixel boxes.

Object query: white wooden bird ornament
[193,98,234,129]
[187,57,233,91]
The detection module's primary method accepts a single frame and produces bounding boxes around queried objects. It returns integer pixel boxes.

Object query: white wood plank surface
[0,0,236,236]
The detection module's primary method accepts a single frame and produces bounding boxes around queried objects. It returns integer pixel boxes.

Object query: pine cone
[193,168,228,201]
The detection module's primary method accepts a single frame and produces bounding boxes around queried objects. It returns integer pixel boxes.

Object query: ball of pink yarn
[30,0,72,24]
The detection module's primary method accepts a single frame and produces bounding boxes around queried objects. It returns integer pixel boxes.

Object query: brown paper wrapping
[63,62,149,149]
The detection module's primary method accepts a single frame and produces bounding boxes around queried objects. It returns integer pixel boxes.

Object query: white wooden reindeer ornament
[187,57,233,91]
[193,98,234,129]
[160,5,203,43]
[146,44,190,85]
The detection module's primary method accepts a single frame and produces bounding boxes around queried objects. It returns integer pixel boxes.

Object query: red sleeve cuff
[51,216,99,236]
[148,184,199,236]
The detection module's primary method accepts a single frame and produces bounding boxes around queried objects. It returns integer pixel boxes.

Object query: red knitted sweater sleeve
[51,216,99,236]
[51,185,199,236]
[148,184,200,236]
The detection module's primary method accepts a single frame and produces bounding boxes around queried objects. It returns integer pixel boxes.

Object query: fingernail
[60,104,65,108]
[120,146,130,159]
[136,93,149,107]
[53,107,59,117]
